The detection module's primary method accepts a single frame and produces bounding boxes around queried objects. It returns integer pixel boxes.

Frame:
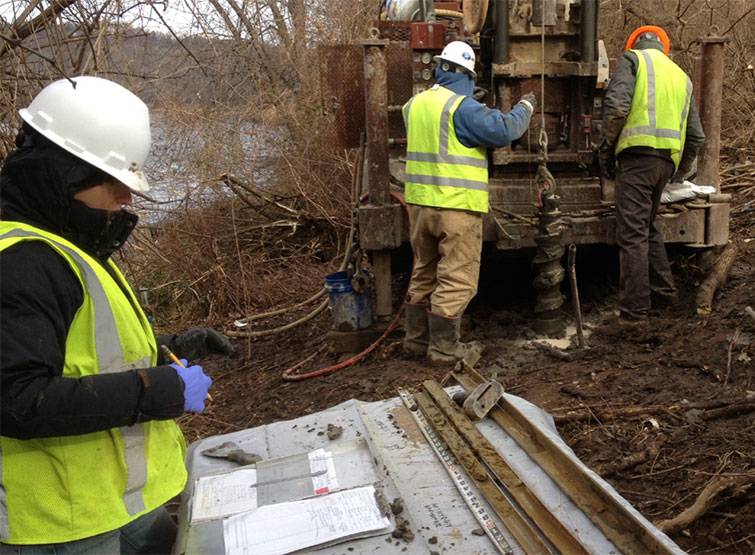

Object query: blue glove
[171,359,212,413]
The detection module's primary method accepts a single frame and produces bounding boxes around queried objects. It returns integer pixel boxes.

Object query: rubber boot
[427,311,484,365]
[403,302,429,357]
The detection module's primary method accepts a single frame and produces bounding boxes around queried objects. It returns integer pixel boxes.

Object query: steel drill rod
[568,243,585,348]
[423,380,589,554]
[452,368,675,555]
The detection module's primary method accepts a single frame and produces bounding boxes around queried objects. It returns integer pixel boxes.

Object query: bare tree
[0,0,374,325]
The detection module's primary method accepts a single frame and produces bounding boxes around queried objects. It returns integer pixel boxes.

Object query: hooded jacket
[0,128,185,440]
[434,68,532,148]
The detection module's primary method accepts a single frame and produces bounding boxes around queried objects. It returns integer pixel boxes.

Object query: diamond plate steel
[318,44,365,149]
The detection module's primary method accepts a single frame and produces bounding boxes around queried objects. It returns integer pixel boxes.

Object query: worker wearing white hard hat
[0,76,234,551]
[402,41,535,364]
[433,41,477,77]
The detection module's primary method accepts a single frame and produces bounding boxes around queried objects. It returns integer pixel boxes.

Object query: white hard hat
[433,41,476,77]
[19,76,151,192]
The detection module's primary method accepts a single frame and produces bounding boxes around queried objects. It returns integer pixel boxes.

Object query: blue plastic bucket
[324,271,373,331]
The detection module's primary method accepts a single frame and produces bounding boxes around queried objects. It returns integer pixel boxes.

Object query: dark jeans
[615,153,677,319]
[0,506,177,555]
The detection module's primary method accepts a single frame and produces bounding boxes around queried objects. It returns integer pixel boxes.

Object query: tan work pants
[407,204,483,318]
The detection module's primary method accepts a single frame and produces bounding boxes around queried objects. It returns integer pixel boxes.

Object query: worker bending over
[0,77,233,553]
[402,41,534,363]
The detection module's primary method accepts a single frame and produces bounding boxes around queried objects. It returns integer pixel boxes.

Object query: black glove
[519,92,537,114]
[598,149,616,180]
[157,328,235,363]
[672,164,692,184]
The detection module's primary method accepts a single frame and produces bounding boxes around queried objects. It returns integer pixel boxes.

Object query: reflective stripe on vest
[403,86,489,212]
[616,49,692,169]
[0,229,149,373]
[0,223,186,543]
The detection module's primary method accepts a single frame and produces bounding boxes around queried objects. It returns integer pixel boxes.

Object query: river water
[134,114,283,223]
[0,114,283,224]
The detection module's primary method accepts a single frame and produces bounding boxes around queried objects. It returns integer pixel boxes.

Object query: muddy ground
[179,208,755,554]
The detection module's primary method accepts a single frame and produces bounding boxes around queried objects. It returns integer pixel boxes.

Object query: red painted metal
[410,22,446,50]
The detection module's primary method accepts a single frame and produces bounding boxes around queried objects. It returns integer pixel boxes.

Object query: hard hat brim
[432,55,477,78]
[20,107,151,192]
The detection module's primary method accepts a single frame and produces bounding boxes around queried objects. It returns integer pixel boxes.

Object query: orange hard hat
[625,25,670,55]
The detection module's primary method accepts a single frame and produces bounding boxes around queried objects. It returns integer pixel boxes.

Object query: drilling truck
[318,0,729,335]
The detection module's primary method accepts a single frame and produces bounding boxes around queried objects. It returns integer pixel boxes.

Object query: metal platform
[174,388,684,554]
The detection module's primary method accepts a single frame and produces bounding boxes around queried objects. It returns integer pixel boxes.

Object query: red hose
[281,305,405,381]
[282,192,413,381]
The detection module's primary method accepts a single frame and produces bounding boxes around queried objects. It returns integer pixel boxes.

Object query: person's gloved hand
[165,328,235,361]
[171,359,212,413]
[672,164,691,184]
[598,149,616,180]
[518,92,537,115]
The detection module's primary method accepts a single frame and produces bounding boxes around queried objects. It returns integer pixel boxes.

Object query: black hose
[493,0,509,64]
[580,0,597,62]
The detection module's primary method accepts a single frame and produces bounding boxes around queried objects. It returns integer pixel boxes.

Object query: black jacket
[0,129,184,439]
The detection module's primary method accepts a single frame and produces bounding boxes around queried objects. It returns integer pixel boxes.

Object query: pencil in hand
[161,344,213,402]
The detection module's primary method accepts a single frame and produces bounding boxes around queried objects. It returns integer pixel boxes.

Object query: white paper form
[190,468,258,523]
[308,448,338,494]
[222,485,392,555]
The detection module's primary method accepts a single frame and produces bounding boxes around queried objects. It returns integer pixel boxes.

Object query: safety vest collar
[0,227,151,373]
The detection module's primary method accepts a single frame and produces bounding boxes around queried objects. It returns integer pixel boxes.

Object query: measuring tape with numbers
[398,389,514,555]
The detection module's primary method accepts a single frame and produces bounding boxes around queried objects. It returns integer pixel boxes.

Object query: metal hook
[536,163,556,192]
[538,127,549,158]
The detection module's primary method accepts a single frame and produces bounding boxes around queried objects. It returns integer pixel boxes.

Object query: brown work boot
[594,314,647,338]
[650,291,678,315]
[403,302,429,358]
[427,311,484,365]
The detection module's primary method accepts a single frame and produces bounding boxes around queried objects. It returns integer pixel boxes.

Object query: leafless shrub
[1,0,374,331]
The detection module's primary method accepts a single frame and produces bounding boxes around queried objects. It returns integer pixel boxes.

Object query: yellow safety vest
[615,48,693,170]
[403,85,489,213]
[0,221,187,545]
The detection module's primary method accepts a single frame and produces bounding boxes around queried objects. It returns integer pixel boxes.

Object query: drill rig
[318,0,729,335]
